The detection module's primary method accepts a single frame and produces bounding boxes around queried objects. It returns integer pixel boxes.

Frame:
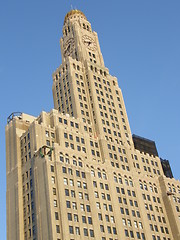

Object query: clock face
[64,38,75,57]
[82,35,97,51]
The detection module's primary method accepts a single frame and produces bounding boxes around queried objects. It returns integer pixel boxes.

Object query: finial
[64,9,87,24]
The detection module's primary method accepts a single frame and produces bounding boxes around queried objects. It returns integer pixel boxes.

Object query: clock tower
[60,10,104,66]
[53,9,133,151]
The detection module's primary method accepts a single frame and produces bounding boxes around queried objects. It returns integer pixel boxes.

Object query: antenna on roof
[71,5,73,10]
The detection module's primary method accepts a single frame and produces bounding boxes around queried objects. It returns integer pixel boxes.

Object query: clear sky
[0,0,180,238]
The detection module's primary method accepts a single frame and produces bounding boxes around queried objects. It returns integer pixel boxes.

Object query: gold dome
[64,10,87,24]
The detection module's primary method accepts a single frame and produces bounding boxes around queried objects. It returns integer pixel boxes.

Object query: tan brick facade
[6,10,180,240]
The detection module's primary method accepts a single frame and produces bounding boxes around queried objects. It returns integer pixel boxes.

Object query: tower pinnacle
[64,9,87,24]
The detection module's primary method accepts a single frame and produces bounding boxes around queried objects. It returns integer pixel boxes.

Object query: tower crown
[64,9,87,24]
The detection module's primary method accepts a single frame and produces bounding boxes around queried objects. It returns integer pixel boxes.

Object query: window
[80,204,85,211]
[141,233,145,240]
[82,215,86,223]
[51,165,54,172]
[113,227,117,235]
[100,225,105,232]
[55,212,59,220]
[101,193,106,200]
[93,181,97,188]
[122,218,126,226]
[51,176,55,184]
[139,222,143,229]
[84,228,88,236]
[79,192,83,199]
[95,191,99,198]
[71,190,75,198]
[66,201,70,208]
[103,204,108,211]
[83,182,87,189]
[88,217,93,224]
[54,200,57,207]
[91,170,95,177]
[154,225,158,232]
[74,214,79,222]
[69,226,74,234]
[120,208,124,214]
[62,167,66,173]
[107,226,111,234]
[98,213,102,220]
[125,229,129,237]
[132,210,135,217]
[136,211,141,218]
[45,131,49,137]
[76,170,80,177]
[130,231,134,238]
[150,224,154,231]
[127,219,131,227]
[69,179,74,186]
[53,188,56,195]
[89,229,94,237]
[176,206,180,212]
[77,181,81,188]
[107,194,111,201]
[51,132,55,138]
[105,215,109,222]
[60,156,64,162]
[134,201,138,207]
[102,173,107,180]
[75,227,80,235]
[64,178,68,185]
[132,191,136,197]
[72,202,77,210]
[65,189,69,196]
[121,188,125,194]
[86,205,91,212]
[96,202,101,209]
[137,232,141,239]
[134,221,138,228]
[82,172,86,178]
[127,190,131,196]
[56,225,60,233]
[109,205,113,212]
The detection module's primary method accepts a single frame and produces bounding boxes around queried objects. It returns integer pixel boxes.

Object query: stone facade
[6,10,180,240]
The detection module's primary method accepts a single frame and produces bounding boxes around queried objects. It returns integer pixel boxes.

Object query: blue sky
[0,0,180,238]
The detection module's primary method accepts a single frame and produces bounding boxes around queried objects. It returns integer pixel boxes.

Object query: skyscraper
[6,9,180,240]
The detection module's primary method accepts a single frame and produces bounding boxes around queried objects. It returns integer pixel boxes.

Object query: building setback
[6,10,180,240]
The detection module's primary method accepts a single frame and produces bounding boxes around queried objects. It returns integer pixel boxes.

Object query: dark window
[68,213,72,221]
[55,212,59,220]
